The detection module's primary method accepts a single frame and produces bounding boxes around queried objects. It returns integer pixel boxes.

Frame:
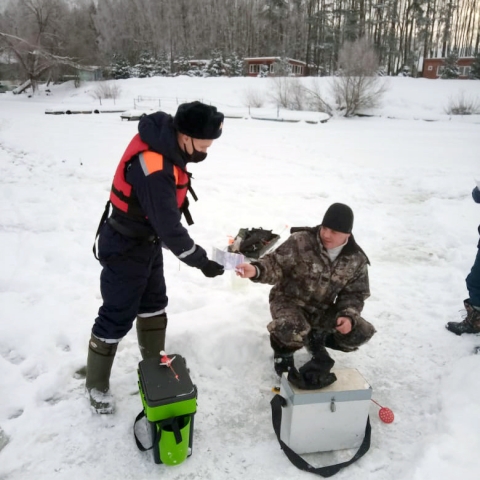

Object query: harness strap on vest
[187,172,198,202]
[93,200,111,260]
[189,186,198,202]
[107,217,158,242]
[180,197,194,226]
[180,172,197,225]
[92,201,159,262]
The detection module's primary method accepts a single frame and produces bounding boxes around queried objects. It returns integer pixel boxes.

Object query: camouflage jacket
[251,226,370,323]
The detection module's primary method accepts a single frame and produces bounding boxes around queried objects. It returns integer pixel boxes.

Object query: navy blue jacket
[473,186,480,204]
[473,187,480,244]
[113,112,209,269]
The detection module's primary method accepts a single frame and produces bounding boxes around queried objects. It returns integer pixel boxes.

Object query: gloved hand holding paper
[211,247,245,270]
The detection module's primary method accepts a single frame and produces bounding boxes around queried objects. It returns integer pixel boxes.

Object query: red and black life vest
[93,134,196,260]
[110,134,195,224]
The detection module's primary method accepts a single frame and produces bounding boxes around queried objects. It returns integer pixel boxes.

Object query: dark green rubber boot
[136,314,168,360]
[85,334,117,414]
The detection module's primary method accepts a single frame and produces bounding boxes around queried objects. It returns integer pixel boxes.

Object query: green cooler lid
[138,355,196,407]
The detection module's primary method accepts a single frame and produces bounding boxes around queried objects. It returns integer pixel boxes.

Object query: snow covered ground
[0,76,480,480]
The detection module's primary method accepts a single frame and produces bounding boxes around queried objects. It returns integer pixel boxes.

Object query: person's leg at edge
[447,247,480,335]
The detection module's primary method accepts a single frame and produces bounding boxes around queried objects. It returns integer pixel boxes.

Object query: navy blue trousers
[466,247,480,307]
[92,223,168,340]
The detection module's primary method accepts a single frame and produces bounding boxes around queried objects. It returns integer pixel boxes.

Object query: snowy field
[0,76,480,480]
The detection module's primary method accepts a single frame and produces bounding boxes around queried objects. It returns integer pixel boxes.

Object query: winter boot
[85,333,117,414]
[306,329,329,355]
[270,335,295,377]
[136,313,168,360]
[284,328,337,390]
[301,348,336,388]
[274,353,295,377]
[446,299,480,336]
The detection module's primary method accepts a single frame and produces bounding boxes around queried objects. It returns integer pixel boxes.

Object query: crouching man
[236,203,376,389]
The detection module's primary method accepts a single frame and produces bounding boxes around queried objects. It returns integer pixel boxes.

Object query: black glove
[201,260,225,278]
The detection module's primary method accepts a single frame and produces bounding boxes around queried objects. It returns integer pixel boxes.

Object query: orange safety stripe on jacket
[110,134,189,218]
[139,151,189,209]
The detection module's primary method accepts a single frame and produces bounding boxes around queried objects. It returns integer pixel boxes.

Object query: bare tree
[242,86,266,108]
[0,0,72,91]
[444,90,480,115]
[61,1,100,65]
[303,78,334,115]
[0,32,88,91]
[332,37,388,117]
[269,76,307,110]
[90,81,122,105]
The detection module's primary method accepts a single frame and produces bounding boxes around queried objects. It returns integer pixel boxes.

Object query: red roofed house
[422,57,475,79]
[244,57,306,77]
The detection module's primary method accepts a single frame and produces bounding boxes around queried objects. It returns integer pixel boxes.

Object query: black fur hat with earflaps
[173,101,224,140]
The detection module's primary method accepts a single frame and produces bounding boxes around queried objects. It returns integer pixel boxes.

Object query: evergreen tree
[175,55,192,75]
[225,52,245,77]
[191,64,206,77]
[272,57,291,76]
[441,49,460,79]
[205,50,226,77]
[135,51,156,78]
[470,52,480,80]
[110,55,131,79]
[154,51,171,77]
[258,64,269,78]
[343,8,360,42]
[174,55,204,77]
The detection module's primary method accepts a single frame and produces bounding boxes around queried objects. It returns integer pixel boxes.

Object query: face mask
[183,138,208,163]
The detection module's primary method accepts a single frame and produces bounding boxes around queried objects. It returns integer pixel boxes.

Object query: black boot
[273,353,295,377]
[446,321,477,335]
[136,313,168,360]
[288,362,337,390]
[288,329,336,390]
[270,335,296,377]
[85,334,117,414]
[306,329,329,354]
[446,299,480,336]
[298,349,336,388]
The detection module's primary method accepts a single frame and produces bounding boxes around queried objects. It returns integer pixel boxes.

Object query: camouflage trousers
[267,297,376,352]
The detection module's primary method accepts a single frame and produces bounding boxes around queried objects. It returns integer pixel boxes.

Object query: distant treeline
[0,0,479,78]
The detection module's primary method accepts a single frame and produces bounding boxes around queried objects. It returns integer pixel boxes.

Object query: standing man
[446,184,480,335]
[87,102,225,413]
[236,203,375,389]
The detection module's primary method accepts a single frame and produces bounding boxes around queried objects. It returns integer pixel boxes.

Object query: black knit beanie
[173,101,224,139]
[321,203,354,234]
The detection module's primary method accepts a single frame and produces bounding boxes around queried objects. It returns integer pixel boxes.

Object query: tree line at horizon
[0,0,480,84]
